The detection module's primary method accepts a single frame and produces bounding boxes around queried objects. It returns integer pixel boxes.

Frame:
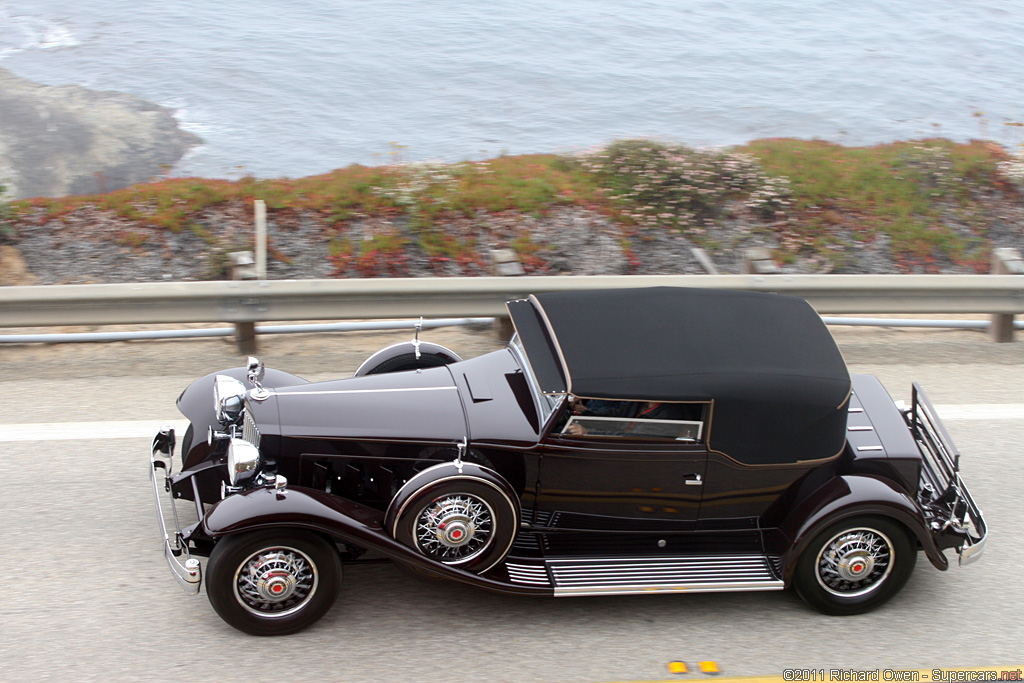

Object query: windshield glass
[509,334,561,424]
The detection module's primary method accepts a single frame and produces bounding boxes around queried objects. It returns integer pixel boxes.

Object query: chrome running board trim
[507,555,784,596]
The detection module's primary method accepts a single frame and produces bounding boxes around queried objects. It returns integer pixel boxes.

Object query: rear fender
[775,475,947,582]
[202,485,547,595]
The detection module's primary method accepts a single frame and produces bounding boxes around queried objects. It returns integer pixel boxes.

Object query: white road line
[0,405,1021,443]
[0,420,190,442]
[930,404,1024,420]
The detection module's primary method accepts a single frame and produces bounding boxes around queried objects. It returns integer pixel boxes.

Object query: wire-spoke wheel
[233,545,318,617]
[794,517,916,615]
[413,493,495,564]
[207,529,341,636]
[393,478,518,574]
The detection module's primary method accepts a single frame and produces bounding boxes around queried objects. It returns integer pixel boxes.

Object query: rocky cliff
[0,68,200,200]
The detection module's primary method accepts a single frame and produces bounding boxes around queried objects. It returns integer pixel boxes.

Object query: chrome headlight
[214,375,247,425]
[227,437,260,486]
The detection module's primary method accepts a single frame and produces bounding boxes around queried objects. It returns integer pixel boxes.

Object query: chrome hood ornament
[247,356,272,401]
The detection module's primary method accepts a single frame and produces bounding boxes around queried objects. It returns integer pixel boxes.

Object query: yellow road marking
[600,666,1024,683]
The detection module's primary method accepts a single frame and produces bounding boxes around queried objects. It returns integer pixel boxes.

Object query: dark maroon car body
[151,287,986,635]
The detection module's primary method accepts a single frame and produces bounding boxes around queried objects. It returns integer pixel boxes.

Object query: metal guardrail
[0,318,495,344]
[2,274,1023,348]
[3,274,1024,325]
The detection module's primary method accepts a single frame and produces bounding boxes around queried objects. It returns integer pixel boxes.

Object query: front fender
[776,475,946,582]
[201,485,547,596]
[353,341,461,377]
[177,366,307,466]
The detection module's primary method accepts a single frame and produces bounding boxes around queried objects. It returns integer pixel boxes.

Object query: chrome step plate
[508,555,784,596]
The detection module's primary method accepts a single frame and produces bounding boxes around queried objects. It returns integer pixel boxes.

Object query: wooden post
[742,247,780,274]
[489,249,523,339]
[234,321,257,355]
[990,248,1024,342]
[230,249,260,354]
[254,199,267,280]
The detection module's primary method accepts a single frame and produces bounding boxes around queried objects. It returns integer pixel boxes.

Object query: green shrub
[741,138,1004,261]
[577,139,791,231]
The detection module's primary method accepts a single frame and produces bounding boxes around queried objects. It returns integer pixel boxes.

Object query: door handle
[684,474,703,486]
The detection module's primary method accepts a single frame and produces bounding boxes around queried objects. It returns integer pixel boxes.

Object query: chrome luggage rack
[151,426,203,593]
[907,383,987,566]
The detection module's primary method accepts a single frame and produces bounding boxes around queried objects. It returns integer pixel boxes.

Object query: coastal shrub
[369,161,461,225]
[577,139,792,231]
[4,139,1012,276]
[741,138,1003,264]
[441,155,595,215]
[365,155,593,222]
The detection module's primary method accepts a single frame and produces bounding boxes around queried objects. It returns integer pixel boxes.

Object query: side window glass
[558,401,706,442]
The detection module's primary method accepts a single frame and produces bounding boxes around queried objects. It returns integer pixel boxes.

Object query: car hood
[252,365,468,443]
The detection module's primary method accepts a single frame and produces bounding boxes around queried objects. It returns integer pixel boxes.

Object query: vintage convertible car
[150,287,987,635]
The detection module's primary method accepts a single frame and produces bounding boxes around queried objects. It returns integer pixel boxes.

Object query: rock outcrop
[0,67,201,200]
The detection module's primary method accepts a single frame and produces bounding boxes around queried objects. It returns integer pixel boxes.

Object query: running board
[506,555,784,596]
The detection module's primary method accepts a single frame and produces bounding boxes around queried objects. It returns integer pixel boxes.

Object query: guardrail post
[742,247,780,275]
[489,249,525,277]
[990,248,1024,342]
[690,247,719,274]
[229,251,259,354]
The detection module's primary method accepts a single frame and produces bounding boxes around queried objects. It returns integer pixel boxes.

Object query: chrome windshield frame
[508,334,562,426]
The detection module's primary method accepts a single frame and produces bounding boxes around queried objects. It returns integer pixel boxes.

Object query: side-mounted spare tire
[386,461,519,574]
[353,341,461,376]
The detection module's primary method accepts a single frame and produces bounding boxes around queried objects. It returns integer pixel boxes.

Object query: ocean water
[1,0,1022,180]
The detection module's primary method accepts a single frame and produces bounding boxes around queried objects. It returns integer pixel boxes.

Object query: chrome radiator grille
[242,410,261,447]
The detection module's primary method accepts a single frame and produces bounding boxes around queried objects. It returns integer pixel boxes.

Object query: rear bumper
[908,384,987,567]
[151,426,203,593]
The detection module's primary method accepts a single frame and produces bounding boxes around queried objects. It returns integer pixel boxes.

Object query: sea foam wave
[0,4,78,59]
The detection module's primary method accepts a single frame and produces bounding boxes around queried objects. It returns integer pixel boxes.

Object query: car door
[534,405,709,532]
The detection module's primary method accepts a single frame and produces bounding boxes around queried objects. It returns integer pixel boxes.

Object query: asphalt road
[1,324,1022,682]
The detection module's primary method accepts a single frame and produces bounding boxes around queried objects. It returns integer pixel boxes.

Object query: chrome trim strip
[848,425,875,432]
[856,445,885,452]
[275,386,459,397]
[544,555,782,595]
[848,407,864,413]
[506,569,552,586]
[554,564,767,574]
[506,563,550,585]
[150,426,202,595]
[553,580,785,596]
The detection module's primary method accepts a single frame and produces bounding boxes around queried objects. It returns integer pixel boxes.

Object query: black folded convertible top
[508,287,851,465]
